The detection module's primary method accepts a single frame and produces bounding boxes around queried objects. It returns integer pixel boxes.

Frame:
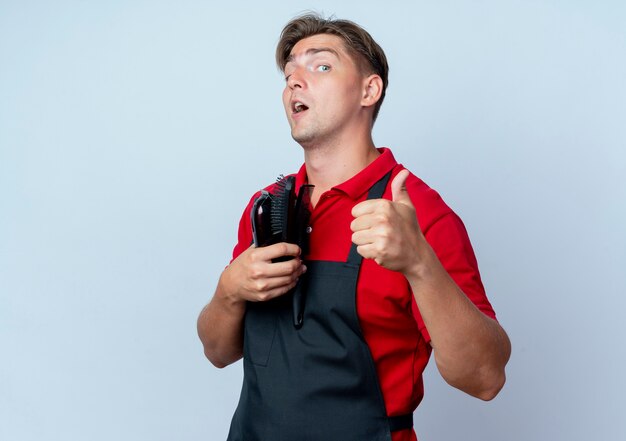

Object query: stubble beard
[291,126,317,148]
[291,121,318,149]
[290,117,333,151]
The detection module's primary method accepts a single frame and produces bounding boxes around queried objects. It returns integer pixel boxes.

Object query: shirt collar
[294,147,397,200]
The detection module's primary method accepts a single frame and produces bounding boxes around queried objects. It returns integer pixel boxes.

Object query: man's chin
[291,130,316,147]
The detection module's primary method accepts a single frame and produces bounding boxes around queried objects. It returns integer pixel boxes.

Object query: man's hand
[350,169,423,274]
[198,242,305,368]
[221,242,307,304]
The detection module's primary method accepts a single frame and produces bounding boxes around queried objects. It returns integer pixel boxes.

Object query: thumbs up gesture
[350,169,424,273]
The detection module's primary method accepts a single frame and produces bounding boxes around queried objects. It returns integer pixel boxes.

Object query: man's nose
[287,67,305,89]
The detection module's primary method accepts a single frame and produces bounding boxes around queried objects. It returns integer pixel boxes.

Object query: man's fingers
[254,242,301,261]
[351,212,385,233]
[351,229,376,246]
[261,257,306,278]
[259,280,301,301]
[247,264,305,301]
[355,243,377,261]
[250,273,301,295]
[351,199,381,218]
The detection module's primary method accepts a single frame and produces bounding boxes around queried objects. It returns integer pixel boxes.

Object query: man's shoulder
[400,167,456,230]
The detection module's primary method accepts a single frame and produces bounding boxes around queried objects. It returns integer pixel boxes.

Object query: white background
[1,1,625,439]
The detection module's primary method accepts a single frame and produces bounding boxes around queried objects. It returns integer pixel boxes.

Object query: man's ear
[361,74,383,108]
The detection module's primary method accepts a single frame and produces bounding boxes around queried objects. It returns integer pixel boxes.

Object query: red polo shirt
[231,148,496,441]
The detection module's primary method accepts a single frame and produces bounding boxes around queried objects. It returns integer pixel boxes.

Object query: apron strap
[388,413,414,432]
[346,170,412,433]
[346,170,394,267]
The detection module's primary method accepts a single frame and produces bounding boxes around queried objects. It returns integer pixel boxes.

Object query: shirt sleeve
[412,212,496,342]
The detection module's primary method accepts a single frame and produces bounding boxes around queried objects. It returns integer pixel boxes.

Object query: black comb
[270,175,296,242]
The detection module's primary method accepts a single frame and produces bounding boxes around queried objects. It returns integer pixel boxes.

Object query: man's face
[282,34,366,148]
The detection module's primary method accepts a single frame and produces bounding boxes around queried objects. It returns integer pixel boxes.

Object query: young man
[197,14,511,441]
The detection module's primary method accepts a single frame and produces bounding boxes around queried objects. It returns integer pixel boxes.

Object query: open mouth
[292,101,309,114]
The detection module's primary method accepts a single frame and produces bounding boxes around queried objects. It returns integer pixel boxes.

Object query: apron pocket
[244,301,278,367]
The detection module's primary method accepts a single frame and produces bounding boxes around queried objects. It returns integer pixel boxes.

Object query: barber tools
[251,175,313,251]
[251,175,314,329]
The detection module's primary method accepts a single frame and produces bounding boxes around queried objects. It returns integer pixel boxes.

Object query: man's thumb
[391,169,412,206]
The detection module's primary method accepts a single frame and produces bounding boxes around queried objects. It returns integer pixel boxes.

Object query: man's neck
[303,134,380,206]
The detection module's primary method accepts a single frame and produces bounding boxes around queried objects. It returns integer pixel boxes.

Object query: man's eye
[316,65,330,72]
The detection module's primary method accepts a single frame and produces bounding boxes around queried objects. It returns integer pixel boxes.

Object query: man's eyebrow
[285,47,340,64]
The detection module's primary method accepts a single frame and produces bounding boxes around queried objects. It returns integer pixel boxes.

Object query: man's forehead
[286,34,348,63]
